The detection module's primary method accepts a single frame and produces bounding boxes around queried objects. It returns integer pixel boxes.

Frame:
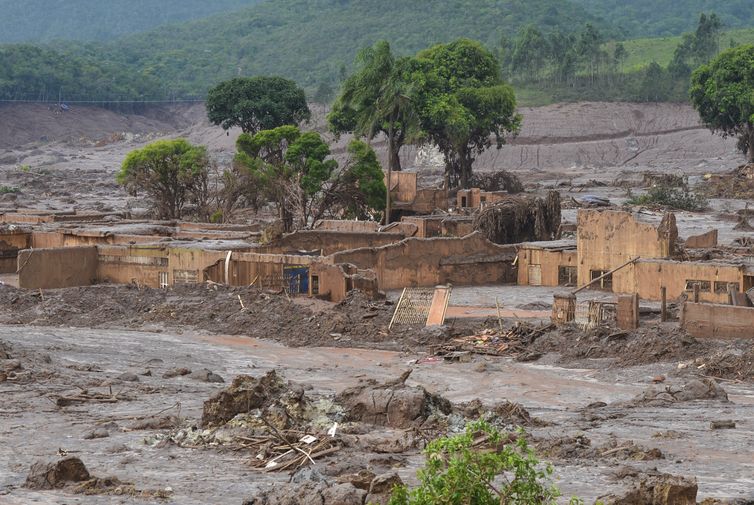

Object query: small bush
[627,184,707,211]
[0,185,19,194]
[388,420,582,505]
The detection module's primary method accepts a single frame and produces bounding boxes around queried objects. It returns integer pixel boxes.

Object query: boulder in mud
[366,472,404,505]
[632,378,727,406]
[336,371,451,429]
[190,368,224,383]
[25,457,91,490]
[601,472,697,505]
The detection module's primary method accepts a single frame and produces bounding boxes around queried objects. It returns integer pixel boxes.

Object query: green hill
[0,0,261,42]
[570,0,754,37]
[616,28,754,70]
[103,0,614,94]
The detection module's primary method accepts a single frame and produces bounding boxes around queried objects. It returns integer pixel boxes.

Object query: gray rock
[190,369,224,383]
[83,427,110,440]
[117,372,139,382]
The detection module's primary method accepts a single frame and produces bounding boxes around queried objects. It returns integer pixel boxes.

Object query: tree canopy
[328,40,419,182]
[410,39,521,188]
[117,139,210,219]
[206,76,311,134]
[234,126,385,230]
[690,44,754,162]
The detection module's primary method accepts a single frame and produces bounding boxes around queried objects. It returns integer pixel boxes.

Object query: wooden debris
[435,323,554,359]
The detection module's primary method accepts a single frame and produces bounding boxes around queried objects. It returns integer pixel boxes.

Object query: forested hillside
[104,0,612,94]
[1,0,754,105]
[0,0,261,42]
[571,0,754,37]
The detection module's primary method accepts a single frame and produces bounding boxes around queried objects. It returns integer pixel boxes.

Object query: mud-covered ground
[2,102,754,504]
[1,317,753,505]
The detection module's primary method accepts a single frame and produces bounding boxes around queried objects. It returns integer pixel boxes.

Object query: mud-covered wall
[517,247,577,286]
[256,230,405,256]
[98,245,226,288]
[456,189,507,208]
[681,302,754,339]
[31,231,157,249]
[614,259,744,304]
[205,252,317,288]
[389,172,418,203]
[313,220,380,233]
[17,246,98,289]
[330,232,516,290]
[400,216,474,239]
[577,209,677,287]
[0,230,30,273]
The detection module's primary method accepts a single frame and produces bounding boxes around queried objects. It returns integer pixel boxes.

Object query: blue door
[283,266,309,294]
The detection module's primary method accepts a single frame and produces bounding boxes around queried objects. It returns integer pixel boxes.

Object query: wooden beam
[572,257,640,295]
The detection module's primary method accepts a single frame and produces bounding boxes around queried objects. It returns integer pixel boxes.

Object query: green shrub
[387,420,582,505]
[627,184,707,211]
[0,185,19,194]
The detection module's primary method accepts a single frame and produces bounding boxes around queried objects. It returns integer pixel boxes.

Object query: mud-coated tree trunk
[459,147,474,189]
[748,125,754,163]
[385,120,393,225]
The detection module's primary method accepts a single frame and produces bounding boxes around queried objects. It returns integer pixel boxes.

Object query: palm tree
[335,41,418,224]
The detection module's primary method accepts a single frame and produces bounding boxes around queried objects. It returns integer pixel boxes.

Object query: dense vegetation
[1,0,754,105]
[571,0,754,38]
[0,0,260,42]
[690,45,754,162]
[0,45,164,103]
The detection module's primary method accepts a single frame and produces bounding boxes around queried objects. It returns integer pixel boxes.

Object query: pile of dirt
[336,370,452,429]
[599,469,697,505]
[243,468,402,505]
[24,457,168,498]
[697,347,754,381]
[530,323,717,368]
[0,337,53,384]
[25,457,90,490]
[702,164,754,199]
[628,378,728,407]
[201,370,302,428]
[472,190,561,244]
[0,284,462,351]
[457,398,546,427]
[535,435,662,462]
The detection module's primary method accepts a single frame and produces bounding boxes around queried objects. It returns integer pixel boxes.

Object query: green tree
[206,76,311,134]
[511,25,548,81]
[236,125,335,230]
[320,140,387,221]
[613,42,628,73]
[411,39,521,188]
[329,41,417,174]
[576,23,604,85]
[640,61,670,101]
[117,139,210,220]
[388,420,570,505]
[690,45,754,162]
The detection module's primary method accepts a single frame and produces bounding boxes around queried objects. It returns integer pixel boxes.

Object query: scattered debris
[436,323,553,359]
